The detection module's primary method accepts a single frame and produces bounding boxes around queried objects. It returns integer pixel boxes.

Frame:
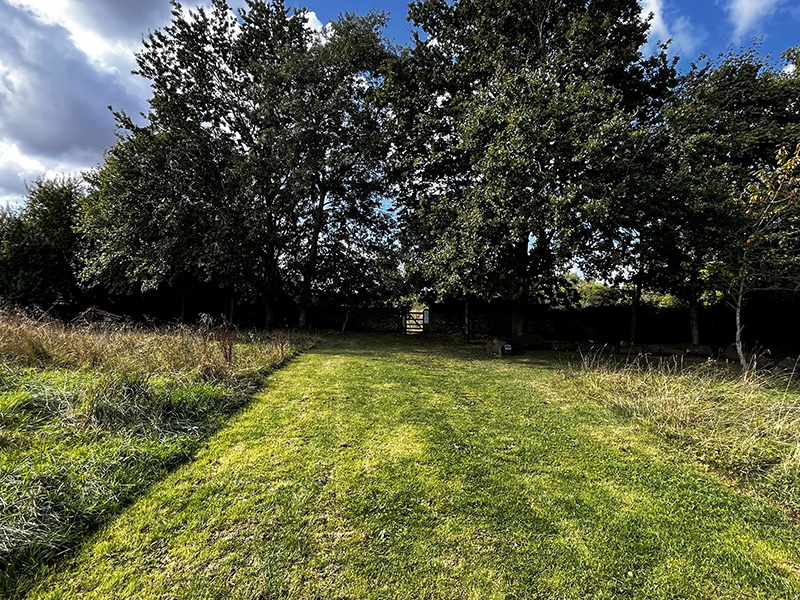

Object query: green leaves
[81,1,397,320]
[0,177,83,307]
[732,144,800,290]
[390,0,674,323]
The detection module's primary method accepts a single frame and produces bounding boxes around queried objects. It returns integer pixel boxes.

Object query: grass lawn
[0,317,315,597]
[27,334,800,599]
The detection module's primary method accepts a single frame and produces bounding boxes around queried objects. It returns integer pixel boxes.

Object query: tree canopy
[385,0,677,336]
[80,0,396,325]
[0,177,82,308]
[2,1,799,348]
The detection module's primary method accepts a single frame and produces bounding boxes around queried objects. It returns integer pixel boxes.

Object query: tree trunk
[689,283,700,345]
[265,301,274,330]
[263,208,277,330]
[299,183,326,328]
[735,279,748,369]
[629,280,642,343]
[464,295,470,343]
[511,294,526,339]
[180,290,186,323]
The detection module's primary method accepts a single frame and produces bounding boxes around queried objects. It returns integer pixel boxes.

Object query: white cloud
[0,142,45,173]
[0,1,332,203]
[7,0,168,68]
[0,0,170,201]
[640,0,707,59]
[0,141,43,206]
[0,142,88,207]
[306,11,324,33]
[724,0,786,36]
[0,3,143,158]
[301,10,335,45]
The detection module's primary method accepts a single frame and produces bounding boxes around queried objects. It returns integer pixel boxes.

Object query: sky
[1,0,799,206]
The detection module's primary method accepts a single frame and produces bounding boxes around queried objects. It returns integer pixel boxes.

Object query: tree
[661,45,800,344]
[81,127,228,299]
[81,0,294,317]
[277,13,396,327]
[81,0,395,326]
[574,107,680,342]
[386,0,674,338]
[706,145,800,368]
[0,177,82,308]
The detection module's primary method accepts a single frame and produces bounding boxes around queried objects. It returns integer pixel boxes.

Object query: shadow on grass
[1,354,300,600]
[23,333,800,599]
[313,341,800,597]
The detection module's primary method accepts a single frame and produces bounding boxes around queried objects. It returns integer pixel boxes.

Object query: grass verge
[0,312,318,597]
[25,334,800,599]
[562,353,800,515]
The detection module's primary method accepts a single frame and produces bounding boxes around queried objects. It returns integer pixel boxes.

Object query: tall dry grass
[563,353,800,511]
[0,310,312,377]
[0,311,319,597]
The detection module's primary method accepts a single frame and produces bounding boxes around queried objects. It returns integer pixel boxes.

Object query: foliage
[3,8,800,349]
[640,291,685,310]
[386,0,676,336]
[725,144,800,292]
[80,1,397,324]
[576,279,624,308]
[658,46,800,341]
[0,312,318,597]
[705,144,800,366]
[279,13,398,324]
[573,278,683,309]
[0,177,83,308]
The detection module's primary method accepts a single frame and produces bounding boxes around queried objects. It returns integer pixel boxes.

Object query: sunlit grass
[563,352,800,512]
[0,312,318,597]
[25,335,800,599]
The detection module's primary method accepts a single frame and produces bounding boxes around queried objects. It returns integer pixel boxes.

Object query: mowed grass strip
[30,335,800,599]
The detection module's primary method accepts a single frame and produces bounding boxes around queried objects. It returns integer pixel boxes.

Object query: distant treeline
[1,0,799,366]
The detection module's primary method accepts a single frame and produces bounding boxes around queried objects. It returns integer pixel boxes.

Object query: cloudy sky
[1,0,798,206]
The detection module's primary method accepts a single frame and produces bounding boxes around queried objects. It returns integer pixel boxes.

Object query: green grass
[0,314,317,597]
[24,334,800,599]
[563,353,800,515]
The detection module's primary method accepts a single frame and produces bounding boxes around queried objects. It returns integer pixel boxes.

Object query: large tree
[0,177,83,308]
[574,116,679,342]
[660,45,800,344]
[386,0,675,338]
[278,13,396,326]
[81,0,395,326]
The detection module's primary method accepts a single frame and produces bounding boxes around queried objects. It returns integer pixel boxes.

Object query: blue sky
[1,0,798,205]
[314,0,800,61]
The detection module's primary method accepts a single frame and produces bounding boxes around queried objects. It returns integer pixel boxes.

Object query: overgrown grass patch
[562,353,800,513]
[26,335,800,599]
[0,312,317,597]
